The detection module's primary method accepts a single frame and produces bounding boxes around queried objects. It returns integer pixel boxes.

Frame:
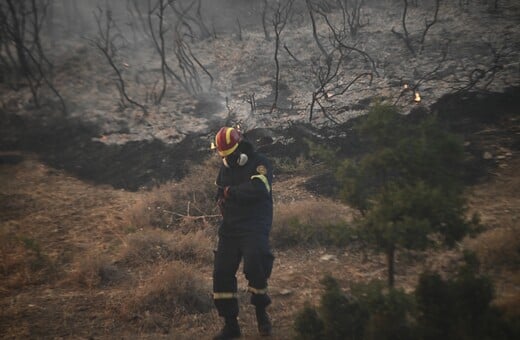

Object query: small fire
[210,142,216,150]
[414,91,421,103]
[403,83,409,89]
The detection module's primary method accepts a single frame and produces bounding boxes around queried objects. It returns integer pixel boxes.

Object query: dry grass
[0,231,54,291]
[127,261,212,317]
[65,253,128,289]
[119,228,213,267]
[271,198,356,248]
[464,226,520,271]
[126,157,221,232]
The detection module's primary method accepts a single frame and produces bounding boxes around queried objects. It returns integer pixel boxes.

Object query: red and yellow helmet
[215,127,242,157]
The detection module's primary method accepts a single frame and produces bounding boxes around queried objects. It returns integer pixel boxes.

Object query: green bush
[351,280,414,340]
[293,303,325,340]
[319,275,369,340]
[294,276,370,340]
[294,259,519,340]
[415,254,518,340]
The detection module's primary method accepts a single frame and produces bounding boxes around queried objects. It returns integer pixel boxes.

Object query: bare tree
[306,0,329,57]
[0,0,66,114]
[270,0,294,113]
[309,50,373,122]
[302,0,377,123]
[147,0,168,103]
[90,5,147,113]
[261,0,271,41]
[317,4,378,76]
[391,0,442,56]
[449,36,514,93]
[337,0,369,39]
[127,0,213,99]
[169,0,211,41]
[167,0,214,95]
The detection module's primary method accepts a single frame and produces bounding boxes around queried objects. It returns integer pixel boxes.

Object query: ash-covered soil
[1,87,518,193]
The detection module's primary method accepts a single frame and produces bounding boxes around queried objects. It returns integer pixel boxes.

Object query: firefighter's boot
[213,317,241,340]
[255,307,272,336]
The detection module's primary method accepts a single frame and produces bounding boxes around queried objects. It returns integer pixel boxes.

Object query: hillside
[1,0,519,338]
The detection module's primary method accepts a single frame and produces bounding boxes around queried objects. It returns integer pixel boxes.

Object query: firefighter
[212,126,275,339]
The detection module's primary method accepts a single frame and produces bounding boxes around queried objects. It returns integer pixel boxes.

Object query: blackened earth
[1,87,518,193]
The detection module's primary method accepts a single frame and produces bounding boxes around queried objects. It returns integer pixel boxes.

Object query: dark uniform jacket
[216,149,273,237]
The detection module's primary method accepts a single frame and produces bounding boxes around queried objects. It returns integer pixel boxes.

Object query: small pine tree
[331,103,478,286]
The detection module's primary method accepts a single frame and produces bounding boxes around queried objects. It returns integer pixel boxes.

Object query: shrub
[120,229,177,266]
[464,225,520,271]
[130,261,212,316]
[294,276,369,340]
[293,303,325,340]
[294,258,519,340]
[172,229,214,264]
[319,275,369,340]
[67,253,127,288]
[414,255,519,340]
[351,280,414,340]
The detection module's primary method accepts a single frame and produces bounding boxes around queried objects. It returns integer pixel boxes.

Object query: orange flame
[414,91,421,103]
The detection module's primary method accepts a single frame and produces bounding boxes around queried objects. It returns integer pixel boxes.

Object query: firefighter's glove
[217,187,230,216]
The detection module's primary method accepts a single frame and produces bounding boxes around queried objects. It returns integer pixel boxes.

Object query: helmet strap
[222,157,230,168]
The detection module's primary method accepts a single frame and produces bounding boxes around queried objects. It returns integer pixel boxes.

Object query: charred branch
[283,43,303,65]
[262,0,271,41]
[319,9,378,76]
[392,0,415,56]
[306,0,329,57]
[419,0,440,53]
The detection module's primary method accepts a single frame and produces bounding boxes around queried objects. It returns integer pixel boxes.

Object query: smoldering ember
[1,1,519,339]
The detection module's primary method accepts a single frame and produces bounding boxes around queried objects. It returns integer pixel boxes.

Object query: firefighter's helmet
[215,127,242,157]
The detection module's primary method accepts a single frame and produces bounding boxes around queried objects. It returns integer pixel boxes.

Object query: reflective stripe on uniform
[213,292,238,299]
[247,286,268,294]
[251,174,271,193]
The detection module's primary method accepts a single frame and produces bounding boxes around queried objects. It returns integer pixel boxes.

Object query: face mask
[223,152,248,168]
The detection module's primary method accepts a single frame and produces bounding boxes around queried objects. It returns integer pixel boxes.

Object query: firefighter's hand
[223,186,231,199]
